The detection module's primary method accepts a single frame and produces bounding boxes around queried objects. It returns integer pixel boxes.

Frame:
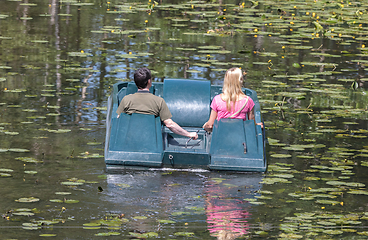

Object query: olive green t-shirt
[116,91,172,121]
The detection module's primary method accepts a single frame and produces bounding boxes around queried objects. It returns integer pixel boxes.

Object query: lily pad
[315,200,341,205]
[270,154,292,158]
[9,148,30,153]
[347,190,368,195]
[39,234,57,237]
[83,223,101,227]
[15,197,40,203]
[64,199,79,204]
[174,232,195,237]
[23,223,39,227]
[61,182,84,186]
[95,232,120,236]
[317,221,336,226]
[344,182,365,187]
[129,232,158,238]
[0,173,12,177]
[55,192,72,195]
[157,219,176,224]
[171,211,191,216]
[34,220,60,225]
[13,212,35,216]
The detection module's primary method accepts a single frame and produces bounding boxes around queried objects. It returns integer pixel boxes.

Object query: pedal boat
[104,79,266,172]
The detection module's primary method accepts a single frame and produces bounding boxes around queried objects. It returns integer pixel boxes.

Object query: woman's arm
[202,110,218,132]
[248,108,263,128]
[248,108,255,121]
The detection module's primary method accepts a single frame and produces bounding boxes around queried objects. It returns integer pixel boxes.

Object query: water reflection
[106,170,262,238]
[205,183,250,239]
[205,174,262,239]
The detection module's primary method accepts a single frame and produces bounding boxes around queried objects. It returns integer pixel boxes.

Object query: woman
[203,67,262,132]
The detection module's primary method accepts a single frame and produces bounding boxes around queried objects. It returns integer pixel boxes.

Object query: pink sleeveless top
[210,95,255,120]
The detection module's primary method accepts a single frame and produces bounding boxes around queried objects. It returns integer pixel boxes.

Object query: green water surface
[1,0,368,239]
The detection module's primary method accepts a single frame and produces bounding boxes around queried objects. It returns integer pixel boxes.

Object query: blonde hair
[222,67,245,112]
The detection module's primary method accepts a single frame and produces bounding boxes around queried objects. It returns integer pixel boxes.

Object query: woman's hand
[202,110,217,133]
[202,122,213,132]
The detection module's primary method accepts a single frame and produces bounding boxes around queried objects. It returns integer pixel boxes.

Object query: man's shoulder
[121,94,134,102]
[123,92,164,101]
[138,93,164,100]
[123,93,133,98]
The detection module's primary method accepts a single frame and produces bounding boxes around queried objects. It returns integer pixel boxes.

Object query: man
[116,68,198,140]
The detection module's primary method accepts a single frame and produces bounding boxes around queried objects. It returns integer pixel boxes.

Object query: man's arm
[163,119,198,139]
[116,96,127,116]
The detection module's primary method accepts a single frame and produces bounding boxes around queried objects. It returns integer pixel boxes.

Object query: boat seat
[163,79,211,127]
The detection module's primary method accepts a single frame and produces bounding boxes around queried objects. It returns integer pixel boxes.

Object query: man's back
[116,91,172,122]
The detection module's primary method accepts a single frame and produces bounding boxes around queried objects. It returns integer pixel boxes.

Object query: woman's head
[223,67,243,93]
[222,67,245,111]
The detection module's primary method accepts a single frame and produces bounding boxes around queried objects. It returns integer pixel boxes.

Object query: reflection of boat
[105,171,264,216]
[104,79,267,172]
[104,171,264,239]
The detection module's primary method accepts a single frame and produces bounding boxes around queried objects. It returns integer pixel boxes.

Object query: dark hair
[134,68,151,89]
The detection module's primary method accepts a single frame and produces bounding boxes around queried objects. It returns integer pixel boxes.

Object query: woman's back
[211,94,254,120]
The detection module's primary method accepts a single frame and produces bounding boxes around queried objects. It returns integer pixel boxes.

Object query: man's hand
[188,132,198,140]
[164,118,199,139]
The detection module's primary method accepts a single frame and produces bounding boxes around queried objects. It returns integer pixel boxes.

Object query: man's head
[134,68,151,89]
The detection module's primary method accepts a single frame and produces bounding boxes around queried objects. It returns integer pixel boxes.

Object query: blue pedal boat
[104,79,267,172]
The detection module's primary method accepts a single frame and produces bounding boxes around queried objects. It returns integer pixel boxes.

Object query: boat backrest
[126,82,139,95]
[209,118,265,171]
[126,82,155,95]
[163,79,211,127]
[109,113,163,154]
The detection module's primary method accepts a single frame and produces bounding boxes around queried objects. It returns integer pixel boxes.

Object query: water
[1,0,368,238]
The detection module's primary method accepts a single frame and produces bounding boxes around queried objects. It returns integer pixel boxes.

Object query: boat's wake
[148,167,210,173]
